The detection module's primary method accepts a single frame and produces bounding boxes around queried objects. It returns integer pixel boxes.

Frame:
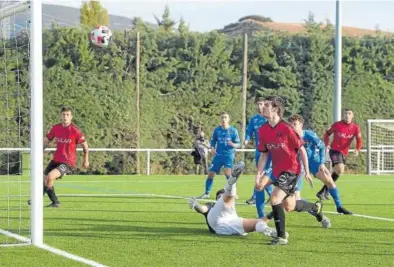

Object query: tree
[178,17,189,35]
[80,0,109,28]
[154,5,176,32]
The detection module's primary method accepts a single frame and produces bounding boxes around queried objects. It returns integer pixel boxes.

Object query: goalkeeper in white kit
[188,161,278,237]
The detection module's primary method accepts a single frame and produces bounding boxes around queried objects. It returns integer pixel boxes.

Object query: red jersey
[46,123,86,168]
[258,120,303,178]
[324,121,362,156]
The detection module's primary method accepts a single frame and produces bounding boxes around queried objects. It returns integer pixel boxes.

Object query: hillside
[219,16,391,37]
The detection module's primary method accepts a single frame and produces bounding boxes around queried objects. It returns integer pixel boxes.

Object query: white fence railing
[1,147,369,175]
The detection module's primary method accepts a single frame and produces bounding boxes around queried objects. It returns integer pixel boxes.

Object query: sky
[43,0,394,32]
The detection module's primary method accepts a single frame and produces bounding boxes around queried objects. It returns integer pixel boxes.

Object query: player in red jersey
[29,106,89,208]
[255,96,321,245]
[316,109,361,215]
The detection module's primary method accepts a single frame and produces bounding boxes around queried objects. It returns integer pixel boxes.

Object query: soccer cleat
[228,161,245,185]
[270,230,289,239]
[269,237,288,246]
[196,193,210,199]
[27,199,31,206]
[245,197,256,205]
[46,202,60,208]
[337,206,353,215]
[310,201,324,218]
[321,215,331,228]
[316,191,325,201]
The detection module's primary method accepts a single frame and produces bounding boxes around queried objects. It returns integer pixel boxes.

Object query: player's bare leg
[44,169,62,208]
[264,191,330,229]
[316,165,352,214]
[27,174,49,206]
[318,162,345,200]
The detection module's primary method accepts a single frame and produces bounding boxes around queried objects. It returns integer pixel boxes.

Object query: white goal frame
[367,119,394,175]
[0,0,43,247]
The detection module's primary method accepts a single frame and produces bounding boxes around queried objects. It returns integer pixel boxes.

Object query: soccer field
[0,174,393,267]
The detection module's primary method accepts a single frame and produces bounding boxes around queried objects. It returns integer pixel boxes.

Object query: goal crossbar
[0,1,29,20]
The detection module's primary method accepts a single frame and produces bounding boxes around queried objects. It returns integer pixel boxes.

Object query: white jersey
[206,196,245,235]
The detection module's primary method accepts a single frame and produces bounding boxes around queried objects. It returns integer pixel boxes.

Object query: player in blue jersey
[288,114,352,214]
[197,112,241,199]
[244,97,273,209]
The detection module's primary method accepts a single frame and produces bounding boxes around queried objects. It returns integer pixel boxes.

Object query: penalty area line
[56,193,394,223]
[324,211,394,222]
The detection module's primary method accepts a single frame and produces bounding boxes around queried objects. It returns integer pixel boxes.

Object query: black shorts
[329,150,347,166]
[275,172,299,195]
[44,161,72,178]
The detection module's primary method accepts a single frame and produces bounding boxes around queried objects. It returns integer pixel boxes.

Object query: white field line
[5,192,392,223]
[0,229,108,267]
[0,242,30,247]
[1,179,393,184]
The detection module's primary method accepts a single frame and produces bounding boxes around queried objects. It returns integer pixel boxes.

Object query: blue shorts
[309,158,321,176]
[268,171,304,192]
[209,154,234,174]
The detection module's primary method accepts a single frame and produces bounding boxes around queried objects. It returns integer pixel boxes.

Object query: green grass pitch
[0,174,393,267]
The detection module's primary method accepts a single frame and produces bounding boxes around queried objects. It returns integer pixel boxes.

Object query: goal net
[0,0,33,247]
[367,120,394,175]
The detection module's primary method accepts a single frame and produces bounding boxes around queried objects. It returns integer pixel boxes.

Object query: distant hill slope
[219,16,392,37]
[42,4,135,29]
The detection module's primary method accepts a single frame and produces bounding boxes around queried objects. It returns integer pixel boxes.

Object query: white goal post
[367,119,394,175]
[0,0,43,247]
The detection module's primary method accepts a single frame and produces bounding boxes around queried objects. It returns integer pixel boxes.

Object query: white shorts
[207,196,245,236]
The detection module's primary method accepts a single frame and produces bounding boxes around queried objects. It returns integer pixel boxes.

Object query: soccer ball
[90,25,112,47]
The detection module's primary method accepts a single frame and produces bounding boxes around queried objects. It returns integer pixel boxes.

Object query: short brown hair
[265,96,285,118]
[61,106,73,113]
[288,114,304,124]
[255,96,265,103]
[344,108,353,113]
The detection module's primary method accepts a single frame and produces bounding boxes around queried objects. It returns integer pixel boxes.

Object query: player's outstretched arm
[255,152,268,189]
[43,137,50,151]
[188,198,209,214]
[299,146,313,187]
[354,125,362,156]
[244,118,254,147]
[80,141,89,169]
[323,125,334,149]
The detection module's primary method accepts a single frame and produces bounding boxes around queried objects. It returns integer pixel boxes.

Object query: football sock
[294,200,315,212]
[255,189,266,218]
[328,187,342,208]
[224,184,236,197]
[46,186,59,204]
[272,204,286,239]
[332,172,339,182]
[205,178,213,194]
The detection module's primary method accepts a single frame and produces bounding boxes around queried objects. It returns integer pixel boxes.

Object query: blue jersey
[245,114,267,148]
[210,126,240,156]
[302,130,325,165]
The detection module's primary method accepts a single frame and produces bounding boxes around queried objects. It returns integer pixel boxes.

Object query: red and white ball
[90,25,112,47]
